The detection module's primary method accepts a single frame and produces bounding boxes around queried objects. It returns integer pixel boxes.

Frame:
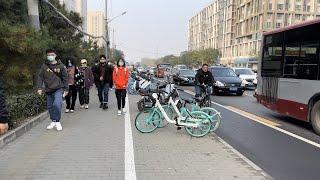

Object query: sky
[88,0,212,62]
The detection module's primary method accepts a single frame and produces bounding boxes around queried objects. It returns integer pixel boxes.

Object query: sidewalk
[0,91,271,180]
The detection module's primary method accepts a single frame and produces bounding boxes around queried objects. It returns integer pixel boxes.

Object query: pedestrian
[36,49,68,131]
[65,58,78,113]
[113,58,129,116]
[92,55,113,110]
[0,80,9,135]
[76,59,94,109]
[195,63,214,98]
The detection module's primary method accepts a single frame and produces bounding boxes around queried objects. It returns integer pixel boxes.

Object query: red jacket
[113,67,129,89]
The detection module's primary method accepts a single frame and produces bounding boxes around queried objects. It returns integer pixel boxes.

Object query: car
[148,67,156,76]
[173,69,196,85]
[209,66,245,96]
[156,63,172,78]
[174,64,189,70]
[137,67,144,73]
[232,68,257,89]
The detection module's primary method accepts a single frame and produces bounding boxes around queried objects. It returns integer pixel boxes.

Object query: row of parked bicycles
[130,73,221,137]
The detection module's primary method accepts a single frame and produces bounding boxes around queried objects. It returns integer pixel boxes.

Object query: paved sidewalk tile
[129,94,270,180]
[0,91,125,180]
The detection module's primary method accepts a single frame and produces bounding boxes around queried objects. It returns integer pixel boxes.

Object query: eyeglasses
[81,62,87,64]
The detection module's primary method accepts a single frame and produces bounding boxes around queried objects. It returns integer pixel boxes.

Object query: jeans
[195,85,202,97]
[115,89,126,110]
[79,87,90,105]
[65,85,77,110]
[97,82,110,104]
[47,89,63,122]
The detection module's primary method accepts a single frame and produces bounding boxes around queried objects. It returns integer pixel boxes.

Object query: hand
[63,91,68,97]
[37,89,43,96]
[100,76,103,81]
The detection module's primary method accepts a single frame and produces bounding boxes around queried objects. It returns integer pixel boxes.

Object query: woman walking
[65,59,78,113]
[113,58,129,116]
[76,59,94,109]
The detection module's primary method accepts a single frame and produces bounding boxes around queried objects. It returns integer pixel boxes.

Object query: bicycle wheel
[184,111,211,137]
[135,108,161,133]
[158,105,173,128]
[204,95,212,107]
[201,107,221,132]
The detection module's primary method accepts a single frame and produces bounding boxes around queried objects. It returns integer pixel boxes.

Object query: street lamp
[106,11,127,23]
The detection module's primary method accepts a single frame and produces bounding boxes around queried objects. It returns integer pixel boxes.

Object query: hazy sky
[88,0,212,62]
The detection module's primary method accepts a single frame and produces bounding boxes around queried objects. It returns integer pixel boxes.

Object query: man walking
[36,49,68,131]
[92,55,113,110]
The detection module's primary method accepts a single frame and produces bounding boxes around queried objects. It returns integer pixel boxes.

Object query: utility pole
[27,0,40,31]
[105,0,110,59]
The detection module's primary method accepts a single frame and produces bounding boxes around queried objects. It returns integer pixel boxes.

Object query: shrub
[6,93,46,128]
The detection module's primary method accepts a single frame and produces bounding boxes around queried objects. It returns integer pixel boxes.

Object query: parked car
[137,67,144,73]
[173,69,196,85]
[174,64,189,70]
[148,67,156,76]
[209,66,245,96]
[232,68,257,89]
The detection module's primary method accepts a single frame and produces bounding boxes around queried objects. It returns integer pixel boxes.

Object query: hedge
[6,93,47,129]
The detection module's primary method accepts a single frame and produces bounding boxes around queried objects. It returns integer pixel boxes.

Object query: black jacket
[0,80,9,123]
[36,60,69,93]
[195,69,214,86]
[92,63,114,85]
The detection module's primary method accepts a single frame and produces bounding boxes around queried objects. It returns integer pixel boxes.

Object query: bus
[156,63,171,78]
[255,18,320,135]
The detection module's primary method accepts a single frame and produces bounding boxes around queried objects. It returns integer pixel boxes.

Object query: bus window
[283,42,319,80]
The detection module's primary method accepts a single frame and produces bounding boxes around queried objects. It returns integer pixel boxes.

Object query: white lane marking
[125,96,137,180]
[244,92,254,97]
[185,89,320,149]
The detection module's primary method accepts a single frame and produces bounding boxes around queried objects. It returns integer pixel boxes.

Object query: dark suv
[209,66,245,96]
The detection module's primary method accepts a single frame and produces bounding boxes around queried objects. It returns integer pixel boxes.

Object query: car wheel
[311,100,320,135]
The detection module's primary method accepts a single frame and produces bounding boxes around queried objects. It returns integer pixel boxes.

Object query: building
[59,0,87,39]
[189,0,320,66]
[87,11,106,47]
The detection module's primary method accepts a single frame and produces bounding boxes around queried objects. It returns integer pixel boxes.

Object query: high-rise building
[87,11,106,47]
[59,0,87,39]
[189,0,320,66]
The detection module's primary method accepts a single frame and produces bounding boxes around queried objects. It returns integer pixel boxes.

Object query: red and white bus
[255,18,320,134]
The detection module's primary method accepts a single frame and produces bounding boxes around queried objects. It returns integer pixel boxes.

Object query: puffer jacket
[113,67,129,89]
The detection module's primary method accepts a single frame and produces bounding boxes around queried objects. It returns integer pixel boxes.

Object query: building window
[269,3,273,10]
[277,3,284,10]
[296,5,301,11]
[276,22,282,28]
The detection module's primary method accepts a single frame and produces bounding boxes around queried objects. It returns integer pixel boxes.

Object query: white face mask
[47,55,56,62]
[119,61,124,66]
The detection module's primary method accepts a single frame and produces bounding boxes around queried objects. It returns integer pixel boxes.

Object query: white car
[137,67,144,73]
[232,68,257,89]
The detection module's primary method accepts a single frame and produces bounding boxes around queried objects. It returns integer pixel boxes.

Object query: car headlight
[253,78,257,84]
[215,81,225,87]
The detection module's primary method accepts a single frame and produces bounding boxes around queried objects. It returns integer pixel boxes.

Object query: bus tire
[311,100,320,135]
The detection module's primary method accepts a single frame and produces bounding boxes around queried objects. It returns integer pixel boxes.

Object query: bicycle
[135,89,212,137]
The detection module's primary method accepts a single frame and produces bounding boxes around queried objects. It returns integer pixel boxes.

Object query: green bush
[6,93,46,128]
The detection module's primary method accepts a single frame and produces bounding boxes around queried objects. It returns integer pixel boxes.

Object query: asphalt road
[176,85,320,180]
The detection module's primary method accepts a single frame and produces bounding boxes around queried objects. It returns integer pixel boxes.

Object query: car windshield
[177,65,188,69]
[210,68,237,77]
[180,70,195,76]
[235,69,254,75]
[159,64,171,68]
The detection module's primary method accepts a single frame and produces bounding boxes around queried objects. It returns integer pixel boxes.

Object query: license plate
[230,87,238,91]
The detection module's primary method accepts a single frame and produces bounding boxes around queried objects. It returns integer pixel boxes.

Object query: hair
[65,58,75,66]
[46,49,56,54]
[99,55,106,59]
[117,58,126,67]
[202,63,209,67]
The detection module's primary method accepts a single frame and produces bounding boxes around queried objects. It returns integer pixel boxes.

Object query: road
[179,85,320,180]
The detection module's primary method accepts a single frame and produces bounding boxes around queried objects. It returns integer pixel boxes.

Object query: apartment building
[189,0,320,66]
[87,11,106,47]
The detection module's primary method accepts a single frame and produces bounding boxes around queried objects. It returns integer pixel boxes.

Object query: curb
[0,111,49,149]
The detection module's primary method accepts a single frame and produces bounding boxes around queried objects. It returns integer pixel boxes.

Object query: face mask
[47,55,56,62]
[119,61,124,66]
[68,62,72,67]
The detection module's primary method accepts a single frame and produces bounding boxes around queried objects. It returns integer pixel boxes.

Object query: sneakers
[55,122,63,131]
[85,105,89,109]
[80,105,85,108]
[122,108,126,114]
[65,109,70,113]
[47,122,62,131]
[99,103,103,108]
[47,122,56,130]
[103,103,108,110]
[117,110,122,116]
[70,109,74,113]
